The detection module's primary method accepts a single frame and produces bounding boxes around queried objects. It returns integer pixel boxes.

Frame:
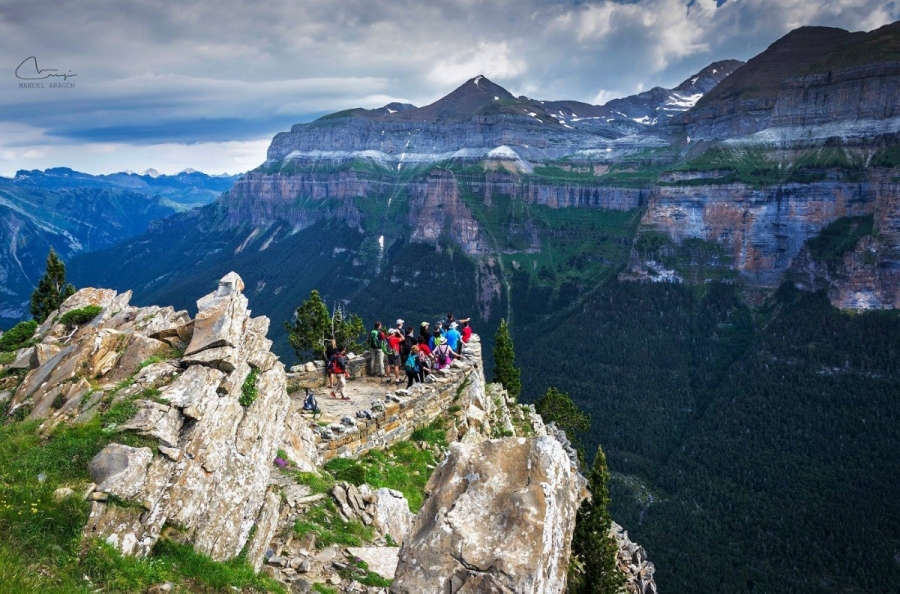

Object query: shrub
[239,368,260,407]
[59,305,103,328]
[0,320,38,352]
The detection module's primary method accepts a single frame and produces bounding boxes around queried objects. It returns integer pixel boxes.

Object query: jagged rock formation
[263,63,745,171]
[612,522,658,594]
[631,178,880,287]
[331,482,415,545]
[391,435,588,594]
[6,272,319,563]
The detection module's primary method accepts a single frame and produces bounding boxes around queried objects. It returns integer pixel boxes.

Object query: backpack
[369,329,382,349]
[404,353,419,374]
[328,353,348,374]
[303,390,318,411]
[435,345,449,366]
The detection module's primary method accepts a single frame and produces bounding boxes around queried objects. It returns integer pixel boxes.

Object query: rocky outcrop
[391,435,588,594]
[791,234,900,309]
[612,522,658,594]
[331,482,414,545]
[5,272,320,565]
[407,170,489,254]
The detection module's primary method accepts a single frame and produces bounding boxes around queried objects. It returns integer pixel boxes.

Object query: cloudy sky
[1,0,896,177]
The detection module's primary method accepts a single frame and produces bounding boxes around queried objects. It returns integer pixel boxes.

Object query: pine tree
[30,249,75,323]
[535,386,591,459]
[284,289,331,361]
[492,318,521,399]
[570,445,624,594]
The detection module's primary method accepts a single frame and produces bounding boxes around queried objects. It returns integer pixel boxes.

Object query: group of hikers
[307,313,473,406]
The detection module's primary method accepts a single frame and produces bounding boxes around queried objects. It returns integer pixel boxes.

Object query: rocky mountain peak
[400,74,519,122]
[673,59,744,94]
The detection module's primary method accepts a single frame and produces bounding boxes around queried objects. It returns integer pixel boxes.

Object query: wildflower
[274,457,288,468]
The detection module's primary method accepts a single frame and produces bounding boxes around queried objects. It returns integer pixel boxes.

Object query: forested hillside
[519,280,900,592]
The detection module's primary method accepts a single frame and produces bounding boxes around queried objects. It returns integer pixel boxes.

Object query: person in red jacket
[329,347,351,400]
[460,319,472,343]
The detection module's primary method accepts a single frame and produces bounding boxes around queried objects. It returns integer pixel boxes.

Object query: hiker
[445,322,462,354]
[460,319,472,343]
[417,339,434,380]
[419,321,432,344]
[369,321,386,377]
[401,326,416,363]
[329,347,351,400]
[446,312,456,327]
[385,328,403,384]
[394,318,405,335]
[325,338,338,388]
[417,336,433,370]
[302,388,319,413]
[404,345,421,388]
[432,335,458,371]
[429,322,444,350]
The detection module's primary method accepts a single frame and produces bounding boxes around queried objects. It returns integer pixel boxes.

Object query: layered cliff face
[632,178,879,287]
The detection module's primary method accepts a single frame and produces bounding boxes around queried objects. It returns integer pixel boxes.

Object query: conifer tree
[285,289,330,361]
[535,386,591,460]
[492,318,521,399]
[570,445,624,594]
[285,291,365,362]
[30,249,75,323]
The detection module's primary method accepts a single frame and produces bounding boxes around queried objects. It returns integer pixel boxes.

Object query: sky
[1,0,897,177]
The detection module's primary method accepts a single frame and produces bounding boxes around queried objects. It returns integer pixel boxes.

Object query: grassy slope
[0,414,282,593]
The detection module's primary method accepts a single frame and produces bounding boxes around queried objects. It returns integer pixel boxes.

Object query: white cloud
[0,134,270,178]
[427,42,528,87]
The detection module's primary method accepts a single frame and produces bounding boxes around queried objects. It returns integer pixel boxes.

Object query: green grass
[239,367,260,407]
[292,498,374,548]
[0,417,285,592]
[322,420,447,512]
[667,144,869,187]
[312,584,338,594]
[0,320,38,352]
[871,145,900,168]
[294,471,335,494]
[0,351,15,365]
[808,22,900,73]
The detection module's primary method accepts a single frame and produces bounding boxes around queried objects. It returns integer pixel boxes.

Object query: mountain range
[6,19,900,593]
[0,168,239,322]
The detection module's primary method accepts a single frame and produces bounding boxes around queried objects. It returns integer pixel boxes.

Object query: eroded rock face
[4,273,319,565]
[82,273,319,563]
[391,435,588,594]
[612,522,658,594]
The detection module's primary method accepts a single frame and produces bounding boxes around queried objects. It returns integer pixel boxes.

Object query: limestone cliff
[6,273,319,564]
